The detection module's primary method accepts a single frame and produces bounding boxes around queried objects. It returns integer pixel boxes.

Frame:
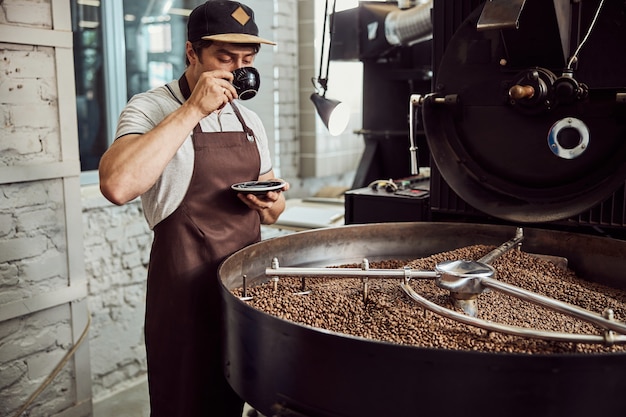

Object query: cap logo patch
[231,6,251,26]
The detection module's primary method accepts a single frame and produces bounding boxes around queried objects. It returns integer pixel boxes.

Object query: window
[71,0,195,181]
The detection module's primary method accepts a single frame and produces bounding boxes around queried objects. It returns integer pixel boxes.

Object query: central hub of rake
[435,260,496,316]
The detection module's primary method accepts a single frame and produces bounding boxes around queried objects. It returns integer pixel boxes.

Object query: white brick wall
[1,304,78,416]
[0,180,68,302]
[82,191,151,399]
[1,1,91,416]
[0,0,53,28]
[0,44,62,165]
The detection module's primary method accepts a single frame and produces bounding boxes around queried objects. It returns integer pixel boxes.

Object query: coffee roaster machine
[217,1,626,416]
[341,0,626,239]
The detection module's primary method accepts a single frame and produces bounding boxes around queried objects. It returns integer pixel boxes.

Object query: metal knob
[509,84,535,100]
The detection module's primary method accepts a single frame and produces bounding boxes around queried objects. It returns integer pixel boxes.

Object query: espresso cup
[232,67,260,100]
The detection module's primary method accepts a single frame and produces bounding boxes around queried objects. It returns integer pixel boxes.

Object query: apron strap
[230,101,257,142]
[179,73,192,100]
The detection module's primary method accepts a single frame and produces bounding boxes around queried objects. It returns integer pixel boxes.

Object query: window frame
[78,1,127,185]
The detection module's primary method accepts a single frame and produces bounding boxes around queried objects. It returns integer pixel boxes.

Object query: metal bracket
[477,0,526,31]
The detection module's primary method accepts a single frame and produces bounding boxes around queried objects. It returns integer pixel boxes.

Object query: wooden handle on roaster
[509,84,535,100]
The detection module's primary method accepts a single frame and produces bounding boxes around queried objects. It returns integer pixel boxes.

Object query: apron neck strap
[230,101,257,142]
[179,72,192,100]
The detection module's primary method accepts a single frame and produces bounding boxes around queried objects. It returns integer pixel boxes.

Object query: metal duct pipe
[385,0,433,46]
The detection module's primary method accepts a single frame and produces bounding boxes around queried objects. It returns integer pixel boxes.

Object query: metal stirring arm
[480,276,626,335]
[264,261,626,345]
[478,227,524,264]
[401,281,626,345]
[266,264,437,280]
[430,226,626,343]
[444,226,524,316]
[264,225,626,345]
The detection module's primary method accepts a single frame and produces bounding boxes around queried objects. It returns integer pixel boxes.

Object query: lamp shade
[310,93,350,136]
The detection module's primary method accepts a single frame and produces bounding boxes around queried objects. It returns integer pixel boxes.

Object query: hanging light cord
[312,0,338,95]
[567,0,606,70]
[12,311,92,417]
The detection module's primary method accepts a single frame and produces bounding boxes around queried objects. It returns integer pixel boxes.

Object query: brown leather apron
[145,75,261,417]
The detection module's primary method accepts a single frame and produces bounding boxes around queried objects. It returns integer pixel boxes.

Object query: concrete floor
[92,379,262,417]
[93,380,150,417]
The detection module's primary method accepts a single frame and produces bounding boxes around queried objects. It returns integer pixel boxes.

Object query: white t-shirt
[115,79,273,229]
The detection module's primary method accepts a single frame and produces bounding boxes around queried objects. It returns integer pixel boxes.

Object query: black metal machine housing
[344,0,626,236]
[425,0,626,227]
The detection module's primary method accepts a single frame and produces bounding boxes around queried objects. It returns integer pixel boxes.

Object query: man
[98,1,288,415]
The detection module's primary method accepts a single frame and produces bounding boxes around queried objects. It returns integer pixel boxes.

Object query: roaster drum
[218,222,626,417]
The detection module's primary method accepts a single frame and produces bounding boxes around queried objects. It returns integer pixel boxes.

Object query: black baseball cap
[187,1,276,45]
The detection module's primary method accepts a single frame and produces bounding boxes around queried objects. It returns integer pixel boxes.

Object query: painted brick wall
[1,0,92,416]
[0,182,79,416]
[81,190,151,400]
